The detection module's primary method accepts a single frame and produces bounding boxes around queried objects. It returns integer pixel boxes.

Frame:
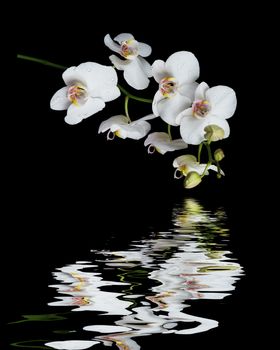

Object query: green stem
[124,96,131,122]
[17,54,153,104]
[215,160,222,177]
[118,84,153,103]
[205,141,213,162]
[201,161,211,178]
[17,54,67,70]
[201,142,213,178]
[168,124,172,140]
[198,142,203,163]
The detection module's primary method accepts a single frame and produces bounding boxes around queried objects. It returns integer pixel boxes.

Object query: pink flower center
[67,84,88,105]
[120,40,138,59]
[160,77,177,97]
[192,100,210,118]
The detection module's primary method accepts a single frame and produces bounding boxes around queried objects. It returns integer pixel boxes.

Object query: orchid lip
[159,77,177,97]
[107,130,115,140]
[192,99,210,118]
[148,145,156,154]
[120,39,138,59]
[67,83,88,105]
[174,169,184,179]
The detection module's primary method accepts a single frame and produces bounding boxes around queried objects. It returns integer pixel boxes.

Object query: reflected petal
[48,198,243,345]
[45,340,99,349]
[84,325,132,333]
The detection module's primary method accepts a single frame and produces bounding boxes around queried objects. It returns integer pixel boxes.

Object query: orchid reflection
[47,198,243,350]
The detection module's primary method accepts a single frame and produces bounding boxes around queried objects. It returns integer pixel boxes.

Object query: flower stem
[125,96,131,122]
[201,142,213,178]
[168,124,172,140]
[205,141,213,162]
[118,84,153,103]
[198,142,203,163]
[17,54,154,104]
[215,160,222,178]
[201,162,211,178]
[17,54,67,70]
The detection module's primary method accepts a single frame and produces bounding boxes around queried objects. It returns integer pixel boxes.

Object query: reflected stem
[10,339,49,349]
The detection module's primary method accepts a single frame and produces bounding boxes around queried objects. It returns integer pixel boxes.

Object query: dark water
[6,197,244,349]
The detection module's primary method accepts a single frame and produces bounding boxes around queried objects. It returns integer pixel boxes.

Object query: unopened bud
[184,171,202,189]
[204,125,225,142]
[214,148,225,162]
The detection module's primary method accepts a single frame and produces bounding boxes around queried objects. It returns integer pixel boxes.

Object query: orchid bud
[214,148,225,162]
[204,125,225,142]
[184,171,202,189]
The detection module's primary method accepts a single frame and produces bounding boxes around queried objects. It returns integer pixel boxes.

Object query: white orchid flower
[50,62,120,125]
[98,114,156,140]
[144,132,188,155]
[176,82,237,145]
[173,155,224,179]
[152,51,200,126]
[104,33,152,90]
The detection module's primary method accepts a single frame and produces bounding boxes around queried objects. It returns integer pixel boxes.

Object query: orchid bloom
[176,82,237,145]
[50,62,120,125]
[173,155,223,179]
[104,33,152,90]
[98,114,156,140]
[152,51,200,126]
[144,132,188,155]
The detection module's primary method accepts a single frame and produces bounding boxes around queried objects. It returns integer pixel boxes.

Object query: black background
[6,2,268,348]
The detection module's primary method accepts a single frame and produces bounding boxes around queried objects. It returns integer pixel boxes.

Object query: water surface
[9,198,243,349]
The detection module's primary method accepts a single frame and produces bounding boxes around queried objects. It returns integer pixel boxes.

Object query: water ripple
[44,198,243,349]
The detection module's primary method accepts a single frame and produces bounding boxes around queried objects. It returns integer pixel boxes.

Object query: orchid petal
[144,132,188,154]
[166,51,200,85]
[178,82,198,101]
[180,115,208,145]
[114,33,134,43]
[194,82,209,100]
[152,60,168,83]
[206,86,237,119]
[138,42,152,57]
[104,34,121,54]
[138,56,152,77]
[123,58,150,90]
[65,98,105,125]
[152,90,163,116]
[98,115,129,133]
[157,94,191,126]
[50,87,71,110]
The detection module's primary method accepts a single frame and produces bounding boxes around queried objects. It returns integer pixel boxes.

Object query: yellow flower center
[192,99,210,118]
[120,39,138,59]
[160,77,177,97]
[179,164,189,176]
[67,84,88,105]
